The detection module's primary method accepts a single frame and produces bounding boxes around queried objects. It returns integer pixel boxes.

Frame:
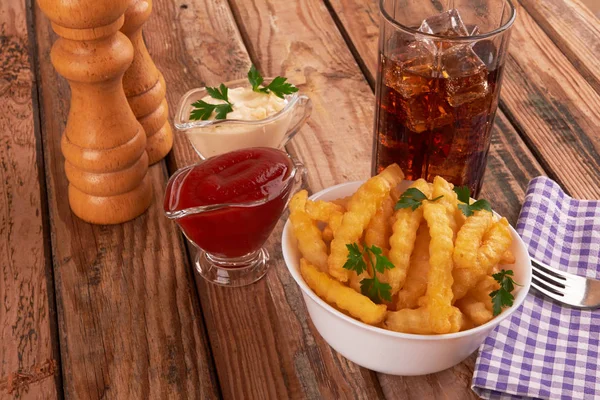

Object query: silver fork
[531,258,600,308]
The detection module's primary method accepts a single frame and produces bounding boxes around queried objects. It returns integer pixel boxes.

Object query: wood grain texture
[500,5,600,199]
[144,0,383,398]
[0,1,61,398]
[229,0,375,188]
[518,0,600,94]
[149,0,252,170]
[31,1,219,398]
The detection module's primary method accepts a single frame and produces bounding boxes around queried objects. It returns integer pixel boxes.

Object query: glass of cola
[373,0,516,196]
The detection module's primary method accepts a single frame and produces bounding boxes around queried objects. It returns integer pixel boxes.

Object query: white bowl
[281,180,532,376]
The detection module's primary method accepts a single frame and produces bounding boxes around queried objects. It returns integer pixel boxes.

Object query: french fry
[331,196,351,210]
[305,200,344,222]
[385,308,432,334]
[455,298,493,327]
[348,193,396,292]
[328,170,394,282]
[387,179,431,295]
[396,223,430,310]
[365,194,395,253]
[469,275,500,311]
[377,163,404,189]
[422,201,456,334]
[305,199,343,245]
[455,276,499,327]
[391,202,457,334]
[301,259,386,325]
[289,191,329,272]
[499,249,516,265]
[452,211,494,300]
[453,215,512,301]
[431,176,462,238]
[385,306,462,334]
[479,218,512,270]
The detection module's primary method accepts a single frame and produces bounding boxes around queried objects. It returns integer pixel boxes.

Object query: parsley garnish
[248,65,298,99]
[190,66,298,120]
[490,269,519,316]
[453,186,492,217]
[343,243,395,303]
[190,83,233,120]
[395,188,443,211]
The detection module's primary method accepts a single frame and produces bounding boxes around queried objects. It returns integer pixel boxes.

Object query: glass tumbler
[373,0,516,196]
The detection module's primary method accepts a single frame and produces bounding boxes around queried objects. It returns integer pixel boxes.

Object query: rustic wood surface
[2,0,599,398]
[28,1,219,398]
[0,1,61,398]
[519,0,600,94]
[499,4,600,199]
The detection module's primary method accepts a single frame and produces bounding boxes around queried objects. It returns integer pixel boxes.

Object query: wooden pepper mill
[37,0,153,225]
[121,0,173,165]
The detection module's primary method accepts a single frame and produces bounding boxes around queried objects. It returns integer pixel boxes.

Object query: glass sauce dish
[174,78,312,159]
[164,147,303,287]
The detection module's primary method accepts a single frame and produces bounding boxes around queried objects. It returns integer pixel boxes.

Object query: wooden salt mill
[121,0,173,165]
[37,0,152,225]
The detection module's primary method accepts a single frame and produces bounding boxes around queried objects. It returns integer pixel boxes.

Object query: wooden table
[2,0,599,398]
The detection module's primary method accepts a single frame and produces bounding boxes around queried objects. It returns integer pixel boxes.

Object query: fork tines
[530,258,594,308]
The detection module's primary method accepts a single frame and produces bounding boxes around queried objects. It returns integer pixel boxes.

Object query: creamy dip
[202,87,287,121]
[184,86,293,159]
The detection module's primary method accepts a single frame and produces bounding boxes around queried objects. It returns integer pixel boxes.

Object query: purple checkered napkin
[472,176,600,400]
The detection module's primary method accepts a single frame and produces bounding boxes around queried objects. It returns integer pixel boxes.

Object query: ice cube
[384,41,436,98]
[442,45,489,107]
[418,9,469,37]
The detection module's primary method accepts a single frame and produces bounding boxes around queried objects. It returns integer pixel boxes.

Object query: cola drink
[373,7,515,196]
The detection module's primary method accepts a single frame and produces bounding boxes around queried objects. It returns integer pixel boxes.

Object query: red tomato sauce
[164,147,294,258]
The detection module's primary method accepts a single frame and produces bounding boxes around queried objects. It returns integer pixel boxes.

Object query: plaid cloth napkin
[472,176,600,400]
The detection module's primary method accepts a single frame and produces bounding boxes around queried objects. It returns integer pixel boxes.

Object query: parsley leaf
[453,186,492,217]
[367,245,395,273]
[395,188,443,211]
[248,65,264,92]
[206,83,230,102]
[189,100,233,121]
[247,66,298,98]
[454,185,471,204]
[343,243,396,303]
[343,243,368,275]
[361,276,392,303]
[190,83,234,120]
[489,269,519,316]
[263,76,299,98]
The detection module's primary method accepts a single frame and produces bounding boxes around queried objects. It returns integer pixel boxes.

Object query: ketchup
[164,148,294,259]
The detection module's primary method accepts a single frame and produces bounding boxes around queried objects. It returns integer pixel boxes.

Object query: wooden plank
[0,1,61,398]
[144,0,384,398]
[31,2,220,398]
[499,6,600,199]
[518,0,600,94]
[312,0,547,398]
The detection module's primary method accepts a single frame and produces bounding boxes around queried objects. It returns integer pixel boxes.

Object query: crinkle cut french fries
[288,165,515,334]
